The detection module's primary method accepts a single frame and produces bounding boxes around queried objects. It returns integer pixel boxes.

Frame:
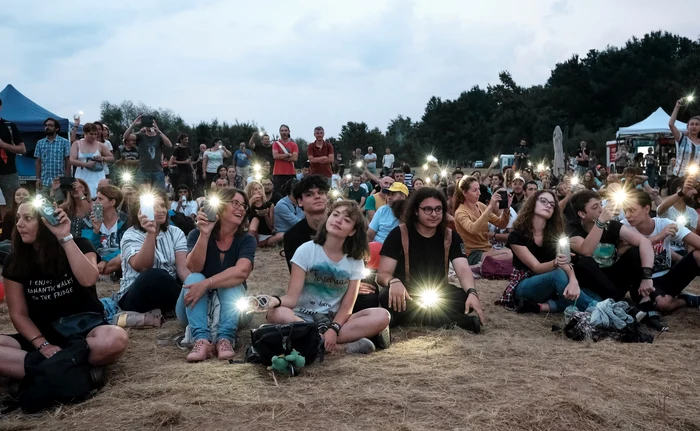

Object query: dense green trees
[100,31,700,167]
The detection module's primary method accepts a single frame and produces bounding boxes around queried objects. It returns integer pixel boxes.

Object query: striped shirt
[673,135,700,176]
[118,225,187,299]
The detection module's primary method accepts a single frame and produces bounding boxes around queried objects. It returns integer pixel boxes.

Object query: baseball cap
[388,182,409,196]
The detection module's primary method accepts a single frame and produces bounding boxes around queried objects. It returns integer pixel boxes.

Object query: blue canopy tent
[0,84,70,183]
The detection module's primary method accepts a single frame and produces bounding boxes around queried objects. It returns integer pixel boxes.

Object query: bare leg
[336,308,390,345]
[85,325,129,366]
[0,335,27,379]
[266,307,305,324]
[655,295,687,313]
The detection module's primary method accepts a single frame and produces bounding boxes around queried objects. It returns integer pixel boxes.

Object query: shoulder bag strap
[444,228,452,276]
[399,223,410,283]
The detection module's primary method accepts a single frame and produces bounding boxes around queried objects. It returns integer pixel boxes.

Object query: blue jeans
[175,273,246,342]
[514,268,599,312]
[137,170,166,190]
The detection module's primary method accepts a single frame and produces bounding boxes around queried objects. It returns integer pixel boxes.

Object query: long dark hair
[6,200,70,278]
[210,187,250,239]
[129,189,170,233]
[61,178,91,219]
[314,200,368,261]
[512,189,564,243]
[403,187,448,237]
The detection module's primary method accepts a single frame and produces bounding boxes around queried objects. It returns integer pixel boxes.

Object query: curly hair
[512,189,564,243]
[313,200,368,261]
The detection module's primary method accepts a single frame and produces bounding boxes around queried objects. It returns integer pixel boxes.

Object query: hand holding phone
[498,190,509,209]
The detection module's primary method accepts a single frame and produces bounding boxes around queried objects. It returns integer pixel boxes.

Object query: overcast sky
[3,0,697,138]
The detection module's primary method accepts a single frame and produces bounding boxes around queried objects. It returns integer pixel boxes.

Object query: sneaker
[643,312,669,332]
[186,339,212,362]
[679,293,700,308]
[456,314,481,334]
[371,325,391,350]
[216,339,235,361]
[344,338,376,354]
[516,298,541,314]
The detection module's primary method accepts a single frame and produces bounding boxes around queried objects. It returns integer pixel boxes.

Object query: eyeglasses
[537,198,556,209]
[418,206,443,215]
[230,200,249,211]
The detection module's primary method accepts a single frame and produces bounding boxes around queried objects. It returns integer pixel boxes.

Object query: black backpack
[245,322,323,367]
[9,338,95,413]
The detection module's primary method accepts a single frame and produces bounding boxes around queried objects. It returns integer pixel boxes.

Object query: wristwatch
[59,234,74,244]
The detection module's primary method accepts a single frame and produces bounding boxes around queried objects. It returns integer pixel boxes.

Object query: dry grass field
[1,247,700,431]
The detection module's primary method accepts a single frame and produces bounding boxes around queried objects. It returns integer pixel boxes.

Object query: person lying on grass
[0,200,128,380]
[620,188,700,316]
[376,187,485,333]
[496,189,600,314]
[255,200,390,354]
[178,188,256,362]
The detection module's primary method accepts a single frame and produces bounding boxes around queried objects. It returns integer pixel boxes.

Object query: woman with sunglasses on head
[178,188,256,362]
[497,189,599,314]
[0,198,128,380]
[453,176,512,266]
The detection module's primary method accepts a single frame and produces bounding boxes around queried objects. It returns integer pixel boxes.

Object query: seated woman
[0,187,29,263]
[178,188,256,362]
[367,182,408,244]
[118,189,190,313]
[258,201,390,354]
[171,185,199,220]
[83,185,129,277]
[60,178,94,238]
[454,176,512,265]
[0,200,128,380]
[227,165,244,189]
[496,189,599,313]
[582,170,601,190]
[245,181,283,247]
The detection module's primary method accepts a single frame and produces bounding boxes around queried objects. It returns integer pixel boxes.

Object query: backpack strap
[399,223,410,283]
[444,228,452,277]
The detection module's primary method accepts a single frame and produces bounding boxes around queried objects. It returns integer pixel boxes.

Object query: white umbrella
[553,126,564,176]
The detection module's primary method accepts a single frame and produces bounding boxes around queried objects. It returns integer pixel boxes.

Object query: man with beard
[122,115,173,190]
[283,175,330,270]
[34,117,71,191]
[261,176,283,205]
[248,131,275,167]
[272,124,299,192]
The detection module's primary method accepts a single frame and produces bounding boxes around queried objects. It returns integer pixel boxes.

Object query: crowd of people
[0,97,699,396]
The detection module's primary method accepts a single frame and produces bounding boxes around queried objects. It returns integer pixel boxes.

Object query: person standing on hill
[514,139,529,171]
[307,126,334,181]
[34,117,71,192]
[272,124,299,192]
[0,98,26,218]
[576,141,590,176]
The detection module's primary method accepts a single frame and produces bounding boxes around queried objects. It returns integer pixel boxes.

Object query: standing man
[272,124,299,193]
[234,142,253,184]
[169,134,194,191]
[514,139,529,171]
[382,148,395,174]
[34,117,71,191]
[576,141,590,176]
[249,132,275,168]
[0,98,26,217]
[364,146,378,174]
[307,126,334,180]
[122,115,173,190]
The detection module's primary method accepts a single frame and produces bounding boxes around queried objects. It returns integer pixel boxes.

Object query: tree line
[100,30,700,168]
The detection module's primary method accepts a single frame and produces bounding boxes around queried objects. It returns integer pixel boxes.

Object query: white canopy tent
[616,107,687,138]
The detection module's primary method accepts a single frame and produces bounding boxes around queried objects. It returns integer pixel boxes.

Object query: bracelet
[329,322,342,335]
[594,219,608,229]
[37,341,50,351]
[466,288,479,299]
[29,334,43,343]
[272,295,282,308]
[388,278,401,287]
[207,278,213,291]
[641,267,653,280]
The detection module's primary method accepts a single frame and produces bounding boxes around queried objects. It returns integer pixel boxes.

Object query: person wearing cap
[367,182,409,244]
[511,176,526,212]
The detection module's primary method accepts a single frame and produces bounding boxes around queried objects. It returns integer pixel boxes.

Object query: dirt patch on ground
[1,247,699,430]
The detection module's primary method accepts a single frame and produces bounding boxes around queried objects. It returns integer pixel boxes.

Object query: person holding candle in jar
[496,189,599,314]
